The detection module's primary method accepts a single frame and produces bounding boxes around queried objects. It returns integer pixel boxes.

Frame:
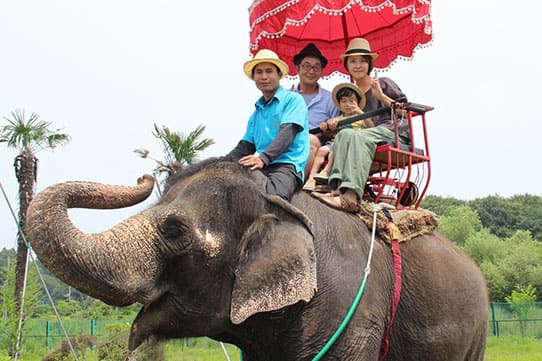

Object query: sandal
[314,183,333,194]
[311,190,333,200]
[313,193,359,213]
[313,169,330,183]
[311,189,340,198]
[303,178,316,192]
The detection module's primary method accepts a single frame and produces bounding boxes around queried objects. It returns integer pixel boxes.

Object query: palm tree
[135,123,214,194]
[0,109,70,314]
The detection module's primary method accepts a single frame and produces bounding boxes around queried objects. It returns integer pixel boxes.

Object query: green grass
[484,336,542,361]
[164,336,542,361]
[165,341,241,361]
[8,335,542,360]
[162,336,542,361]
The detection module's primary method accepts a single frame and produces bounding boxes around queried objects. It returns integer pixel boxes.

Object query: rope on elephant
[357,200,439,243]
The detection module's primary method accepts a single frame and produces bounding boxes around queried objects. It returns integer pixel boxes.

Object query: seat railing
[368,102,433,209]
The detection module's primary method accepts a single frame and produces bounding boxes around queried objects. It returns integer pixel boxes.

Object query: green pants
[329,127,396,200]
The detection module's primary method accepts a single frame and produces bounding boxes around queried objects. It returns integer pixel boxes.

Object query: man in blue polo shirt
[228,49,309,201]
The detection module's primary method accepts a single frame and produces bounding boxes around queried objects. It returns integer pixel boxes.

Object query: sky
[1,0,542,250]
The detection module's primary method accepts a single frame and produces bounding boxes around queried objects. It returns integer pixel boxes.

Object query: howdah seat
[309,102,433,210]
[366,102,433,209]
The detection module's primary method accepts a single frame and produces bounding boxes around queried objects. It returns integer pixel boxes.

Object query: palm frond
[172,125,214,164]
[138,123,215,193]
[134,148,150,159]
[46,133,71,149]
[1,109,70,152]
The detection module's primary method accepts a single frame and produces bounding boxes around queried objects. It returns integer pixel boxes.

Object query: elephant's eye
[159,215,189,240]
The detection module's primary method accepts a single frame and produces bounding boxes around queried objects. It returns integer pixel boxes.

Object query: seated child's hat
[332,82,367,109]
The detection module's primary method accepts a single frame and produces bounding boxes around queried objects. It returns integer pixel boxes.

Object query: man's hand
[239,155,264,170]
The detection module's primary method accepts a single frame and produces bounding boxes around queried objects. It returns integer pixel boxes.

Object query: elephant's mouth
[128,291,192,350]
[128,295,168,350]
[128,288,230,350]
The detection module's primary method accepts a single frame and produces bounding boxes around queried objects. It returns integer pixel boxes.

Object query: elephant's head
[25,158,317,349]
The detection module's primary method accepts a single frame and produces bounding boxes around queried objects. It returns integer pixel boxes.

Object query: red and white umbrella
[249,0,433,77]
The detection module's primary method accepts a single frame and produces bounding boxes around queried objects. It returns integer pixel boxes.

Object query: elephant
[25,157,488,361]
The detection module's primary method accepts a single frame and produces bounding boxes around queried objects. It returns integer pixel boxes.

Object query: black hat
[293,43,328,68]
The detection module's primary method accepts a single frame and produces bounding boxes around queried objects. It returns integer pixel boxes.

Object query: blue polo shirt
[293,83,340,130]
[242,86,309,178]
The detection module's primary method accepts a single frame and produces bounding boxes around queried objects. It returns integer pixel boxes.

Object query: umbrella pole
[340,14,353,83]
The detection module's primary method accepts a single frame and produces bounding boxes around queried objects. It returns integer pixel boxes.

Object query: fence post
[90,319,96,351]
[491,302,498,336]
[46,320,50,350]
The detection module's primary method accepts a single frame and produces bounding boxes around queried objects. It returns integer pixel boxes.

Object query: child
[303,83,372,191]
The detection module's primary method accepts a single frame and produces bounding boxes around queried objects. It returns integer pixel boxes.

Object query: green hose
[238,271,369,361]
[311,275,369,360]
[241,207,380,361]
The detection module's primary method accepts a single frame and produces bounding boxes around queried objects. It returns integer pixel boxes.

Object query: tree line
[421,194,542,301]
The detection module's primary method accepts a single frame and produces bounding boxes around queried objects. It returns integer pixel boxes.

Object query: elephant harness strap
[378,208,403,361]
[353,202,436,360]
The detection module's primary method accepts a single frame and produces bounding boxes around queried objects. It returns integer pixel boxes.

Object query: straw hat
[244,49,289,79]
[331,83,366,109]
[340,38,378,60]
[293,43,328,68]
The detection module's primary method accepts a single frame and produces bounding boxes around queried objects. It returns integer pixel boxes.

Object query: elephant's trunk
[25,175,162,306]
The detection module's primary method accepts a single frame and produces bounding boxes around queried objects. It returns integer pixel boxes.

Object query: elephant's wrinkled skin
[25,158,488,360]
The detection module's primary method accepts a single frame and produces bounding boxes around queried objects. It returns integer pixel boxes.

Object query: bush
[41,335,95,361]
[96,322,165,361]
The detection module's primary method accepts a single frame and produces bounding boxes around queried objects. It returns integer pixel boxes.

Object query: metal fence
[24,319,132,350]
[489,302,542,337]
[21,302,542,350]
[22,319,228,352]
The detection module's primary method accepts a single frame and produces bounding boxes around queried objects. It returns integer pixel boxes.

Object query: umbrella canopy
[249,0,433,77]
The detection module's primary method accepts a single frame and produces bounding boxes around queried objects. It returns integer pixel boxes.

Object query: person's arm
[259,123,301,166]
[382,78,408,117]
[369,77,408,120]
[227,140,256,160]
[371,77,407,106]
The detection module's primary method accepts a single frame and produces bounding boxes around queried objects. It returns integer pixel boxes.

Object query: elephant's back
[401,232,488,305]
[390,232,488,360]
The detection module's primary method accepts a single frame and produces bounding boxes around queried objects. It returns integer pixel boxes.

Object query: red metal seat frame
[366,103,433,209]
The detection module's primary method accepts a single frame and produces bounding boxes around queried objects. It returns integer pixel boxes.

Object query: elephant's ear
[231,210,317,324]
[264,194,314,235]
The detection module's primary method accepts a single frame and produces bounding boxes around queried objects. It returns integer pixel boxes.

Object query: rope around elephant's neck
[219,341,232,360]
[311,203,384,360]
